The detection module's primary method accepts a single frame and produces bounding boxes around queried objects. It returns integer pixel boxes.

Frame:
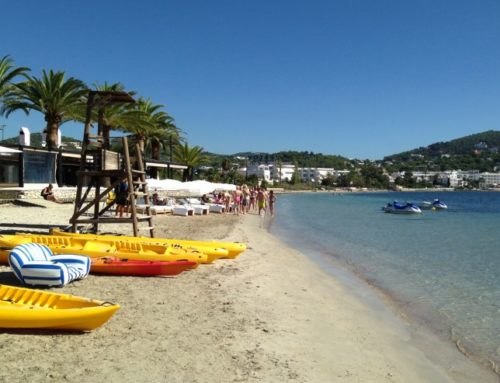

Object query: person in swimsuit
[233,186,242,215]
[256,188,266,216]
[268,190,276,216]
[41,184,64,204]
[115,179,129,218]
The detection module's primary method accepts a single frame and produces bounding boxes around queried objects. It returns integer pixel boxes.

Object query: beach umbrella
[212,183,236,192]
[181,180,216,196]
[146,178,184,191]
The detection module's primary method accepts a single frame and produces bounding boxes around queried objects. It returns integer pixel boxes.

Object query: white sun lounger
[191,205,209,215]
[135,204,173,215]
[208,204,225,213]
[172,205,194,216]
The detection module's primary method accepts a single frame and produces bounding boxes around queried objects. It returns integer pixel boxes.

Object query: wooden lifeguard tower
[69,91,154,237]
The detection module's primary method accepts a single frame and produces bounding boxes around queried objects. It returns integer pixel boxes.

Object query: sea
[269,191,500,376]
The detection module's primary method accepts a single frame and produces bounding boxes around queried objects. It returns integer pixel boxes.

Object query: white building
[479,172,500,187]
[298,167,336,183]
[246,164,272,182]
[271,164,295,182]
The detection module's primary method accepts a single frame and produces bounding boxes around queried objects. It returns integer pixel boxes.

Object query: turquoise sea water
[269,191,500,375]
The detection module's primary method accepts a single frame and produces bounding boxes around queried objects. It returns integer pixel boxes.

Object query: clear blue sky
[1,0,499,159]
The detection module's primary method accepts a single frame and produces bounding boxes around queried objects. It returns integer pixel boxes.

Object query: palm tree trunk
[46,120,59,151]
[103,124,111,149]
[152,142,160,160]
[150,142,161,179]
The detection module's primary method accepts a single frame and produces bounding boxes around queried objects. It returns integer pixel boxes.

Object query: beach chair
[206,204,225,213]
[172,205,195,216]
[8,243,91,287]
[184,198,209,215]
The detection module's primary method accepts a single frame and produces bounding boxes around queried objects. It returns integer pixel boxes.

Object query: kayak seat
[8,243,91,287]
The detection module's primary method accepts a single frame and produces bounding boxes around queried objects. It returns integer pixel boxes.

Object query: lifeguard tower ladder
[69,91,154,237]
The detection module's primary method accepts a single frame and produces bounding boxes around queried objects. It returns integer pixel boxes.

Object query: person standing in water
[268,190,276,216]
[256,188,266,216]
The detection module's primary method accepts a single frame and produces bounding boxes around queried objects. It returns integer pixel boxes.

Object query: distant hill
[383,130,500,172]
[203,150,351,169]
[0,133,82,150]
[384,130,500,160]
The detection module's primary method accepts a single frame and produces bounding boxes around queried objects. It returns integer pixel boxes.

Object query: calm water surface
[270,191,500,374]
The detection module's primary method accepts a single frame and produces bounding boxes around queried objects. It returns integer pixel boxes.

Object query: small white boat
[420,199,448,210]
[382,201,422,214]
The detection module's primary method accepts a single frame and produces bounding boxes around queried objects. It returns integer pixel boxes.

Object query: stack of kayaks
[0,284,119,331]
[51,229,247,260]
[0,230,246,331]
[0,233,208,264]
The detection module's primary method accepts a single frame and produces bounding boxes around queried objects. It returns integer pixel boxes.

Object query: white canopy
[146,178,237,195]
[146,178,184,191]
[181,180,216,196]
[0,145,21,155]
[212,183,237,192]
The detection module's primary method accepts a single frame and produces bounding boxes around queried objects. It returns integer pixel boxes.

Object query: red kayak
[90,257,196,276]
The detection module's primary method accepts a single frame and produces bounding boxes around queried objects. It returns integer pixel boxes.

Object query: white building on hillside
[479,172,500,187]
[271,164,295,182]
[246,164,272,182]
[298,167,336,183]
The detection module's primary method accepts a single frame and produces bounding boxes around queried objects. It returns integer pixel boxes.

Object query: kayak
[90,257,196,276]
[0,284,119,331]
[51,229,247,259]
[49,229,230,262]
[0,234,207,265]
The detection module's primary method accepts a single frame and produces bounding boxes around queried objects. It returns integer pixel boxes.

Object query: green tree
[89,82,141,149]
[2,70,87,150]
[403,171,415,187]
[0,55,30,101]
[174,143,205,181]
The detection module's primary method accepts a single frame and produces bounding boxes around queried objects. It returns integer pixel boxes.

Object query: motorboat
[382,201,422,214]
[419,199,448,210]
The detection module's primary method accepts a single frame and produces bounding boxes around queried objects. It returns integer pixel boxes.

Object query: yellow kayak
[0,234,207,265]
[0,284,119,331]
[51,229,246,259]
[49,229,229,262]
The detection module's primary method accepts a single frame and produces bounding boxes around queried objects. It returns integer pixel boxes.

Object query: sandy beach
[0,202,497,383]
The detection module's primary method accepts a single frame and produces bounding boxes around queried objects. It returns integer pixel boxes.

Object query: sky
[1,0,499,159]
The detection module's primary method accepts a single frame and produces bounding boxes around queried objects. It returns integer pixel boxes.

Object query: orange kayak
[90,257,196,276]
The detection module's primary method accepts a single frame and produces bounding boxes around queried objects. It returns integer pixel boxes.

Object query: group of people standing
[211,185,276,216]
[106,180,277,218]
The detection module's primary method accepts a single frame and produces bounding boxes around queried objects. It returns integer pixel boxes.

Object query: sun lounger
[191,205,209,215]
[172,205,194,216]
[135,204,173,215]
[208,204,225,213]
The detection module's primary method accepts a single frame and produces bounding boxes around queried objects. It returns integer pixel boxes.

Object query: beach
[0,203,497,383]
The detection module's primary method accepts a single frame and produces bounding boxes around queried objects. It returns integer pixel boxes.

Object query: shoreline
[0,204,498,382]
[263,214,499,383]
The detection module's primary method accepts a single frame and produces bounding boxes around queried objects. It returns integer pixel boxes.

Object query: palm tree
[124,98,182,159]
[0,55,30,100]
[1,70,87,150]
[174,142,205,181]
[89,82,142,149]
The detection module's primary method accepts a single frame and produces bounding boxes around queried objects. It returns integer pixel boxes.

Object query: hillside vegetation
[383,130,500,172]
[0,132,81,150]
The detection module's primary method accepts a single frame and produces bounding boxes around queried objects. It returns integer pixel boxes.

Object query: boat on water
[382,201,422,214]
[0,284,119,331]
[419,199,448,210]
